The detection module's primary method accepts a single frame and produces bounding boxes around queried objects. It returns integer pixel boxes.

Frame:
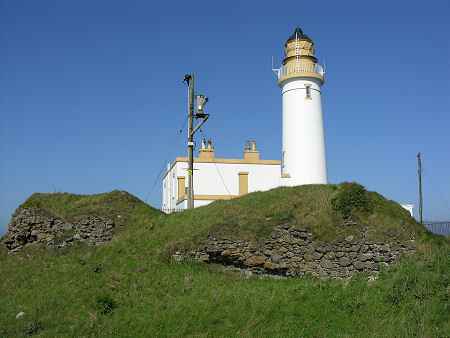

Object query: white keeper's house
[162,27,328,212]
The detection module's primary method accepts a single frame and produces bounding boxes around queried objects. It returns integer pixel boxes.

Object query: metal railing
[423,221,450,236]
[273,62,324,79]
[161,207,184,214]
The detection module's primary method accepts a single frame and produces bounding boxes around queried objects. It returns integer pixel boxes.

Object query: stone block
[312,252,323,260]
[321,259,332,269]
[353,261,365,270]
[271,253,282,263]
[339,257,352,267]
[264,262,278,270]
[325,252,336,260]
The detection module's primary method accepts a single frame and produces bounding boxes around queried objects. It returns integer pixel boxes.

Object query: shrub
[331,182,374,218]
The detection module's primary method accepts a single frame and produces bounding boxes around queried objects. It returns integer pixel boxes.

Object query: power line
[198,127,232,198]
[421,164,450,214]
[181,79,206,102]
[144,116,188,203]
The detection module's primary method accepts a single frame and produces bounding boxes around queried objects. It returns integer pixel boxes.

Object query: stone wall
[2,207,123,253]
[179,222,416,279]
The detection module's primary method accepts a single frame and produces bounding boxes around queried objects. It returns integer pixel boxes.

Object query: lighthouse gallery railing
[274,62,324,78]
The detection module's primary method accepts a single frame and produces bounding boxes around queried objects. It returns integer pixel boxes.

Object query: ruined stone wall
[180,223,416,279]
[2,207,123,253]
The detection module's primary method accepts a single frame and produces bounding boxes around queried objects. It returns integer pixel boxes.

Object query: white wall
[192,162,281,196]
[281,77,328,185]
[162,160,282,211]
[401,204,414,217]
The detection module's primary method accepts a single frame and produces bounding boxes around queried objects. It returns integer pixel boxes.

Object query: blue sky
[1,0,449,236]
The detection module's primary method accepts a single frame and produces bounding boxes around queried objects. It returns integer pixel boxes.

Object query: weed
[23,319,44,336]
[95,294,117,314]
[91,263,103,273]
[23,307,44,336]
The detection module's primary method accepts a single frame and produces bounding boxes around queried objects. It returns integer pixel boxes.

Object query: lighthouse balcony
[275,62,324,84]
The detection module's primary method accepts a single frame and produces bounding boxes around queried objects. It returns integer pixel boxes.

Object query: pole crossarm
[191,115,210,137]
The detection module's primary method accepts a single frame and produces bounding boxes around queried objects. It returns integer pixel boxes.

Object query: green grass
[1,184,448,336]
[148,184,445,255]
[17,190,163,233]
[0,242,448,336]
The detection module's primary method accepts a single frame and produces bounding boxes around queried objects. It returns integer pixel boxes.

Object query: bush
[95,294,116,314]
[331,182,374,218]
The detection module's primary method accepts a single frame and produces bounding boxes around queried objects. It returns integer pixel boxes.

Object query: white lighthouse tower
[275,28,328,186]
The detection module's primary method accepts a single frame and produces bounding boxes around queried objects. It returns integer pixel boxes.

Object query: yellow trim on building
[278,72,324,86]
[177,176,186,200]
[281,173,291,178]
[238,172,249,196]
[177,194,239,204]
[163,157,281,179]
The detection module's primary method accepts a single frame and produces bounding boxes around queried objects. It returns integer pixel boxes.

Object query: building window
[305,85,311,99]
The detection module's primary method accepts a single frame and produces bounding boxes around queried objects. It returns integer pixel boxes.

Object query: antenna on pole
[185,74,210,209]
[272,56,279,77]
[417,152,423,224]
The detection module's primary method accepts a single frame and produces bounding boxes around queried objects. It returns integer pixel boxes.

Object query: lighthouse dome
[285,27,312,44]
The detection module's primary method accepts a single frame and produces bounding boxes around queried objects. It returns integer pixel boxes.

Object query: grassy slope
[152,184,446,254]
[17,190,163,231]
[1,186,448,336]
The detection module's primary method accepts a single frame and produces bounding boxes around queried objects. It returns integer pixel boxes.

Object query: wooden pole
[417,152,423,224]
[187,75,194,209]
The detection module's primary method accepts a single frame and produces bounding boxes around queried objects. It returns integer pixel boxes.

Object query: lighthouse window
[305,85,311,99]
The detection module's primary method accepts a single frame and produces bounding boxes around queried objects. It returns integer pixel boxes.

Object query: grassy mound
[16,190,163,229]
[0,183,448,336]
[150,183,446,255]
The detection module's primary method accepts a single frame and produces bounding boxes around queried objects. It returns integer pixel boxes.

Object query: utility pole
[187,74,195,209]
[417,152,423,224]
[184,74,210,209]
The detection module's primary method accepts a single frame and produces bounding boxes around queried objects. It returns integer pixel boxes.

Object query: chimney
[245,140,250,151]
[199,138,215,161]
[243,139,259,162]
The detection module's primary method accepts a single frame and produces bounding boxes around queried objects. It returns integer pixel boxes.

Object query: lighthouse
[275,28,328,186]
[162,28,329,212]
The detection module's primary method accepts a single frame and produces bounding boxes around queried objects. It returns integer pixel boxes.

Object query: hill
[0,184,448,336]
[15,189,162,226]
[2,190,162,252]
